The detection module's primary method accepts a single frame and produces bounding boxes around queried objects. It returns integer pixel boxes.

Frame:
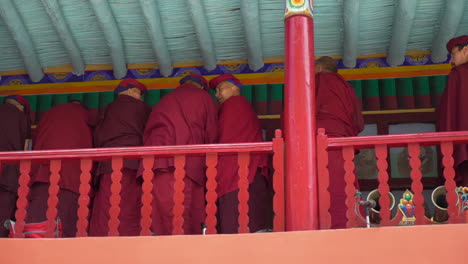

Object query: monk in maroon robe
[315,56,364,229]
[89,78,151,236]
[209,74,271,233]
[27,101,93,237]
[143,74,217,235]
[0,95,30,237]
[437,35,468,187]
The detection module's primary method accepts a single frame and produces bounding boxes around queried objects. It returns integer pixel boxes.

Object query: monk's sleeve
[217,102,240,143]
[352,96,364,134]
[205,96,218,144]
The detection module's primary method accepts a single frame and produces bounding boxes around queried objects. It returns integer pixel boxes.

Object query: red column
[284,1,318,231]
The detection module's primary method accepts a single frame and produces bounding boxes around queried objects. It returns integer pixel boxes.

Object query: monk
[315,56,364,228]
[210,74,271,233]
[0,95,31,237]
[143,74,217,235]
[27,100,93,237]
[89,78,151,236]
[437,35,468,187]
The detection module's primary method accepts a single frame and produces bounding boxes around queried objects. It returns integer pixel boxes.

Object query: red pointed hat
[180,74,209,90]
[114,78,147,94]
[3,95,30,114]
[209,74,243,90]
[446,35,468,52]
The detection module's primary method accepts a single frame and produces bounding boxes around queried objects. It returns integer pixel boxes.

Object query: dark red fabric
[216,96,268,196]
[151,170,205,235]
[316,72,364,137]
[209,73,241,89]
[446,35,468,52]
[26,182,79,237]
[143,83,218,185]
[116,78,147,94]
[0,186,17,237]
[94,95,151,176]
[437,62,468,184]
[316,73,364,229]
[30,103,93,193]
[0,103,30,192]
[217,173,273,234]
[89,169,142,236]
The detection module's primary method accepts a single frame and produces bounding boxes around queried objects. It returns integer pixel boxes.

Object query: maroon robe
[27,102,93,237]
[316,72,364,229]
[143,83,218,235]
[437,62,468,186]
[89,94,151,236]
[0,103,30,237]
[216,95,271,233]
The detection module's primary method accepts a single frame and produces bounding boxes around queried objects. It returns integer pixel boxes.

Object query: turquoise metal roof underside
[0,0,467,81]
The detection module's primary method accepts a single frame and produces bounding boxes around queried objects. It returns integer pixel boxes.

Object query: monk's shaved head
[315,56,338,73]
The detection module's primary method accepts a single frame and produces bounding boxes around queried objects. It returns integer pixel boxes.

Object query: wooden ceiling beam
[241,0,264,71]
[342,0,360,68]
[387,0,417,66]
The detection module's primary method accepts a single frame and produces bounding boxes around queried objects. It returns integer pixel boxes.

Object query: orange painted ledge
[1,224,467,264]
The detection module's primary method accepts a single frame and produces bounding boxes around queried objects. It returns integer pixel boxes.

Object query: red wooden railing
[317,128,468,229]
[2,131,284,238]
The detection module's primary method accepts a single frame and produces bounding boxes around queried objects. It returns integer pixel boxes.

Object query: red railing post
[108,156,123,236]
[284,0,318,231]
[172,154,186,235]
[13,160,31,238]
[316,129,331,229]
[45,159,61,238]
[140,155,154,236]
[77,158,92,237]
[237,152,250,233]
[272,130,285,232]
[205,153,218,234]
[408,143,425,225]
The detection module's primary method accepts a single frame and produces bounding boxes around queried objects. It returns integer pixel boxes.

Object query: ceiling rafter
[0,0,44,82]
[342,0,360,68]
[89,0,127,79]
[41,0,85,76]
[139,0,173,77]
[240,0,264,71]
[387,0,417,66]
[186,0,217,71]
[431,0,465,63]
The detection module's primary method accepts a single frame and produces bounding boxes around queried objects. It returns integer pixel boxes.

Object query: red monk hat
[114,78,147,95]
[179,74,209,90]
[3,95,30,114]
[446,35,468,52]
[209,73,243,90]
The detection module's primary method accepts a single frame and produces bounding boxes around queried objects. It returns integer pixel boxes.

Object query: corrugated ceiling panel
[15,0,69,67]
[61,0,111,65]
[259,0,284,58]
[456,1,468,36]
[359,0,394,55]
[109,0,155,64]
[407,0,444,51]
[0,20,25,71]
[314,0,344,57]
[205,0,248,61]
[158,0,202,63]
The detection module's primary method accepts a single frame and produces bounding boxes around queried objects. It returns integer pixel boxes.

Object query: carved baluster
[205,153,218,234]
[173,155,186,235]
[408,143,425,225]
[316,128,331,229]
[376,144,391,226]
[108,156,123,236]
[237,152,250,233]
[45,159,61,237]
[272,129,285,232]
[343,146,358,228]
[140,155,154,236]
[76,158,92,237]
[440,142,458,223]
[14,160,32,238]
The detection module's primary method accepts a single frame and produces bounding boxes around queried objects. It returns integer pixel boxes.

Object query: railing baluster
[76,158,92,237]
[408,143,425,225]
[375,144,391,226]
[317,128,331,230]
[14,160,31,238]
[108,156,123,236]
[272,130,285,232]
[440,141,459,223]
[343,146,358,228]
[205,153,218,234]
[45,159,61,238]
[140,155,154,236]
[173,155,186,235]
[237,152,250,233]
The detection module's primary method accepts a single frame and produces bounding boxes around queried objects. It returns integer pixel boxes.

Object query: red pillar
[283,1,318,231]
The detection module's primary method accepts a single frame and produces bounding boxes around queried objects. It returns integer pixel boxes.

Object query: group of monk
[0,73,272,237]
[0,35,467,236]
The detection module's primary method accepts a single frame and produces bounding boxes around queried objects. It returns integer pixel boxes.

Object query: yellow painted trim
[362,108,435,115]
[339,64,451,75]
[258,114,281,119]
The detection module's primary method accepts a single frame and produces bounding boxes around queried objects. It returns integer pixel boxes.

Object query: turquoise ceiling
[0,0,467,81]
